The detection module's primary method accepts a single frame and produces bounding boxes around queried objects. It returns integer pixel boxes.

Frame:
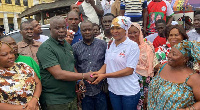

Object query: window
[5,0,12,4]
[23,0,28,6]
[15,0,20,5]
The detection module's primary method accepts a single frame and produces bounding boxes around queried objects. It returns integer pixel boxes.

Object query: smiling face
[81,22,94,40]
[20,23,34,41]
[128,26,140,44]
[168,47,187,67]
[110,26,126,41]
[168,28,184,47]
[0,43,15,69]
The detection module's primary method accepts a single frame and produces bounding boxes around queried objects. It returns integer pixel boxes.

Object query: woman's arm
[92,67,134,84]
[0,103,24,110]
[183,73,200,109]
[24,74,42,110]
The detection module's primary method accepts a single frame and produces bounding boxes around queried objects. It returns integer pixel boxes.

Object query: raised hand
[85,0,95,6]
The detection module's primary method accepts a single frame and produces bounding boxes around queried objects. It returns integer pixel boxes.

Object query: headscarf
[129,23,144,45]
[129,23,155,77]
[111,16,132,31]
[174,40,200,63]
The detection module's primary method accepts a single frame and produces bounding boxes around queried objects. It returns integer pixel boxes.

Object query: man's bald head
[50,16,65,28]
[70,4,79,12]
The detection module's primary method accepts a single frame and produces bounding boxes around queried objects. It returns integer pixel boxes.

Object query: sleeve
[97,0,103,11]
[142,0,147,9]
[111,2,117,16]
[36,46,59,69]
[165,1,174,16]
[126,44,140,69]
[30,58,41,79]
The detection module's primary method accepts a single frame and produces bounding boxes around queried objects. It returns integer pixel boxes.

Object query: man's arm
[166,15,173,27]
[88,0,104,17]
[46,65,93,81]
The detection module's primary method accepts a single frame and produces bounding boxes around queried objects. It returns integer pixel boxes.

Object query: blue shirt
[71,27,83,45]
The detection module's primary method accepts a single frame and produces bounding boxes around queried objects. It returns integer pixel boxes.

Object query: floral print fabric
[0,62,36,105]
[155,42,171,64]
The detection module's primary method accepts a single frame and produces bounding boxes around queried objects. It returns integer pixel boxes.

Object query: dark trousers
[82,91,107,110]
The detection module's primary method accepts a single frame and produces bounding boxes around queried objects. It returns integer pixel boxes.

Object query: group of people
[0,0,200,110]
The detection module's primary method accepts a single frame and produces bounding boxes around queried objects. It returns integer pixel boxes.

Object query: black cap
[0,26,5,31]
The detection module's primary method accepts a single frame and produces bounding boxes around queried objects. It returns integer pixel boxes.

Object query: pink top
[130,23,155,77]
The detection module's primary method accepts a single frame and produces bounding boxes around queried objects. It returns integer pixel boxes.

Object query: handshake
[83,71,106,85]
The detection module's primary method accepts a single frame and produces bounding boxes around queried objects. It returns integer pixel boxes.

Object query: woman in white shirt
[92,16,140,110]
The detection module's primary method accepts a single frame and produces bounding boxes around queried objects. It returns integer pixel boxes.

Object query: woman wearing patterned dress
[154,25,188,70]
[128,23,154,110]
[0,41,42,110]
[147,40,200,109]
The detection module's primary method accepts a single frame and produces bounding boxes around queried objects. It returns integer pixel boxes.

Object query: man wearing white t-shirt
[187,11,200,42]
[29,19,49,43]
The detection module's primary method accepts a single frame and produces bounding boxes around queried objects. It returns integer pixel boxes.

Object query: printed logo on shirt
[161,6,166,11]
[119,50,126,58]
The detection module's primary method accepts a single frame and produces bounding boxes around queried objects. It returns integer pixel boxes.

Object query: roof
[18,0,75,18]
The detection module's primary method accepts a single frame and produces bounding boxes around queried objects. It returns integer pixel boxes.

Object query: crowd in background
[0,0,200,110]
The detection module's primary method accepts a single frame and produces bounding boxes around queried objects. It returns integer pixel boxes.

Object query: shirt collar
[82,38,96,46]
[18,40,41,48]
[49,36,67,46]
[112,37,129,46]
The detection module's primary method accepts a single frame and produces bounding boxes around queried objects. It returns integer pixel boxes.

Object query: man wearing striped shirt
[72,20,107,110]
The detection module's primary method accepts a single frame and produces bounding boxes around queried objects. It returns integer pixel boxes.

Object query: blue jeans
[109,91,140,110]
[82,91,107,110]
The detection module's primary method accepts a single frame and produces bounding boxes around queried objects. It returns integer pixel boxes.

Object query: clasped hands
[84,71,106,85]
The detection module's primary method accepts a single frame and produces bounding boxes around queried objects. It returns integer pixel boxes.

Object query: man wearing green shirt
[36,16,94,110]
[0,36,41,79]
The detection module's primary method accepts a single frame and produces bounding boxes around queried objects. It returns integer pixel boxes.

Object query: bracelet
[82,73,84,81]
[32,96,39,101]
[191,105,196,110]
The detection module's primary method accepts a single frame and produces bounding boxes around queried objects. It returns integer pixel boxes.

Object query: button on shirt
[17,40,42,64]
[72,38,107,96]
[105,37,140,96]
[187,29,200,42]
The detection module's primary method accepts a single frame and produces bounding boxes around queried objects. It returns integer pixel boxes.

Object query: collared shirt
[68,27,82,45]
[187,29,200,42]
[36,37,76,105]
[105,37,140,95]
[96,32,113,43]
[34,35,49,43]
[15,54,40,79]
[17,40,42,64]
[72,38,107,96]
